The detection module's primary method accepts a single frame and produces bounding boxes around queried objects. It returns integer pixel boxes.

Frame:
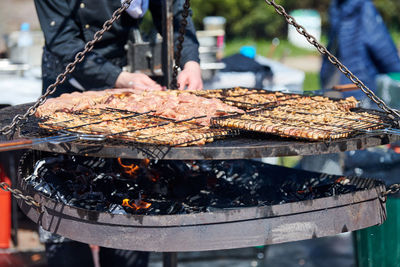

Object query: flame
[122,198,151,210]
[141,158,150,167]
[118,158,139,176]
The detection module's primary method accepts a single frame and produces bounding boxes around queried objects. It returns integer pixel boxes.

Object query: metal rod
[162,0,174,87]
[364,128,400,136]
[163,252,178,267]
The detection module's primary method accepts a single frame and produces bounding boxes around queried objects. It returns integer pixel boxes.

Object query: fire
[141,158,150,167]
[117,158,139,176]
[122,198,151,210]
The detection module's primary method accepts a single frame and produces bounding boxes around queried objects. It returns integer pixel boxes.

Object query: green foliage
[190,0,400,40]
[190,0,281,39]
[190,0,331,39]
[374,0,400,32]
[303,72,320,91]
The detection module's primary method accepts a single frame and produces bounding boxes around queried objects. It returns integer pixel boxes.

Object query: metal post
[163,252,178,267]
[162,0,174,88]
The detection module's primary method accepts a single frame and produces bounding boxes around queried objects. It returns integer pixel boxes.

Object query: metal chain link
[0,0,133,136]
[384,183,400,196]
[171,0,191,89]
[0,182,42,211]
[264,0,400,124]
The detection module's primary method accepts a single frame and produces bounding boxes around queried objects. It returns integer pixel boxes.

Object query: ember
[24,153,362,215]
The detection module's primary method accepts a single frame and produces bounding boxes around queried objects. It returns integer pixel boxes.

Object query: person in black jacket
[35,0,202,97]
[33,1,202,266]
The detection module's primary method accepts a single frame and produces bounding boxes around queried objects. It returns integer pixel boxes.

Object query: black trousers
[45,241,149,267]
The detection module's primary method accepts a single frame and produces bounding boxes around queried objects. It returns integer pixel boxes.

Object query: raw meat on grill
[36,89,243,126]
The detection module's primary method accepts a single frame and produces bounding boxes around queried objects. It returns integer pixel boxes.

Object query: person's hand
[177,61,203,90]
[115,71,162,91]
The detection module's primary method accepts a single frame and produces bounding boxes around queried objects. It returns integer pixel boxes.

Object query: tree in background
[190,0,400,40]
[374,0,400,33]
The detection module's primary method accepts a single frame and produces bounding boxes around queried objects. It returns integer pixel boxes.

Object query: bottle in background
[17,22,33,64]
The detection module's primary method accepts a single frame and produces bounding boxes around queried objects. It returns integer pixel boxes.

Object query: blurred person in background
[34,0,202,266]
[301,0,400,180]
[320,0,400,106]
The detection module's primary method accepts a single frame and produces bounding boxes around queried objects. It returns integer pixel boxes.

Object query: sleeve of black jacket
[34,0,122,90]
[149,0,200,68]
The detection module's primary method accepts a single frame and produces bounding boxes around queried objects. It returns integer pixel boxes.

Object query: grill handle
[365,128,400,136]
[0,139,33,152]
[0,134,78,152]
[332,84,359,92]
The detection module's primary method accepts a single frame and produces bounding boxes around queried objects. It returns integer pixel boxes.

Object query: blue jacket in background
[320,0,400,99]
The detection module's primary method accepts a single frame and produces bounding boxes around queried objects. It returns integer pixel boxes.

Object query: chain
[0,0,133,136]
[264,0,400,124]
[0,182,42,211]
[384,183,400,196]
[171,0,191,89]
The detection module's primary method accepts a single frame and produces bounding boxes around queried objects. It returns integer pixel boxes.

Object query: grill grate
[211,105,392,141]
[13,88,399,147]
[191,87,358,111]
[190,87,303,110]
[21,108,238,147]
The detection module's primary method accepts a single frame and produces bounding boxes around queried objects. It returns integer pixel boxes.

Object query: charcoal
[24,155,365,216]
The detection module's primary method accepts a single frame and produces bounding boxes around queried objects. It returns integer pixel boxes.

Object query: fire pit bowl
[17,151,387,252]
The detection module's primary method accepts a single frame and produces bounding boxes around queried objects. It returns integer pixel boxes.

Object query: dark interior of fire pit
[20,151,379,215]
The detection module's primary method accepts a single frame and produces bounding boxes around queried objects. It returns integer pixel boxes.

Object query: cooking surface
[1,103,400,159]
[34,88,368,144]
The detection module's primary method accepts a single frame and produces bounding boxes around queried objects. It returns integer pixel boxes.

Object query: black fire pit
[17,151,387,252]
